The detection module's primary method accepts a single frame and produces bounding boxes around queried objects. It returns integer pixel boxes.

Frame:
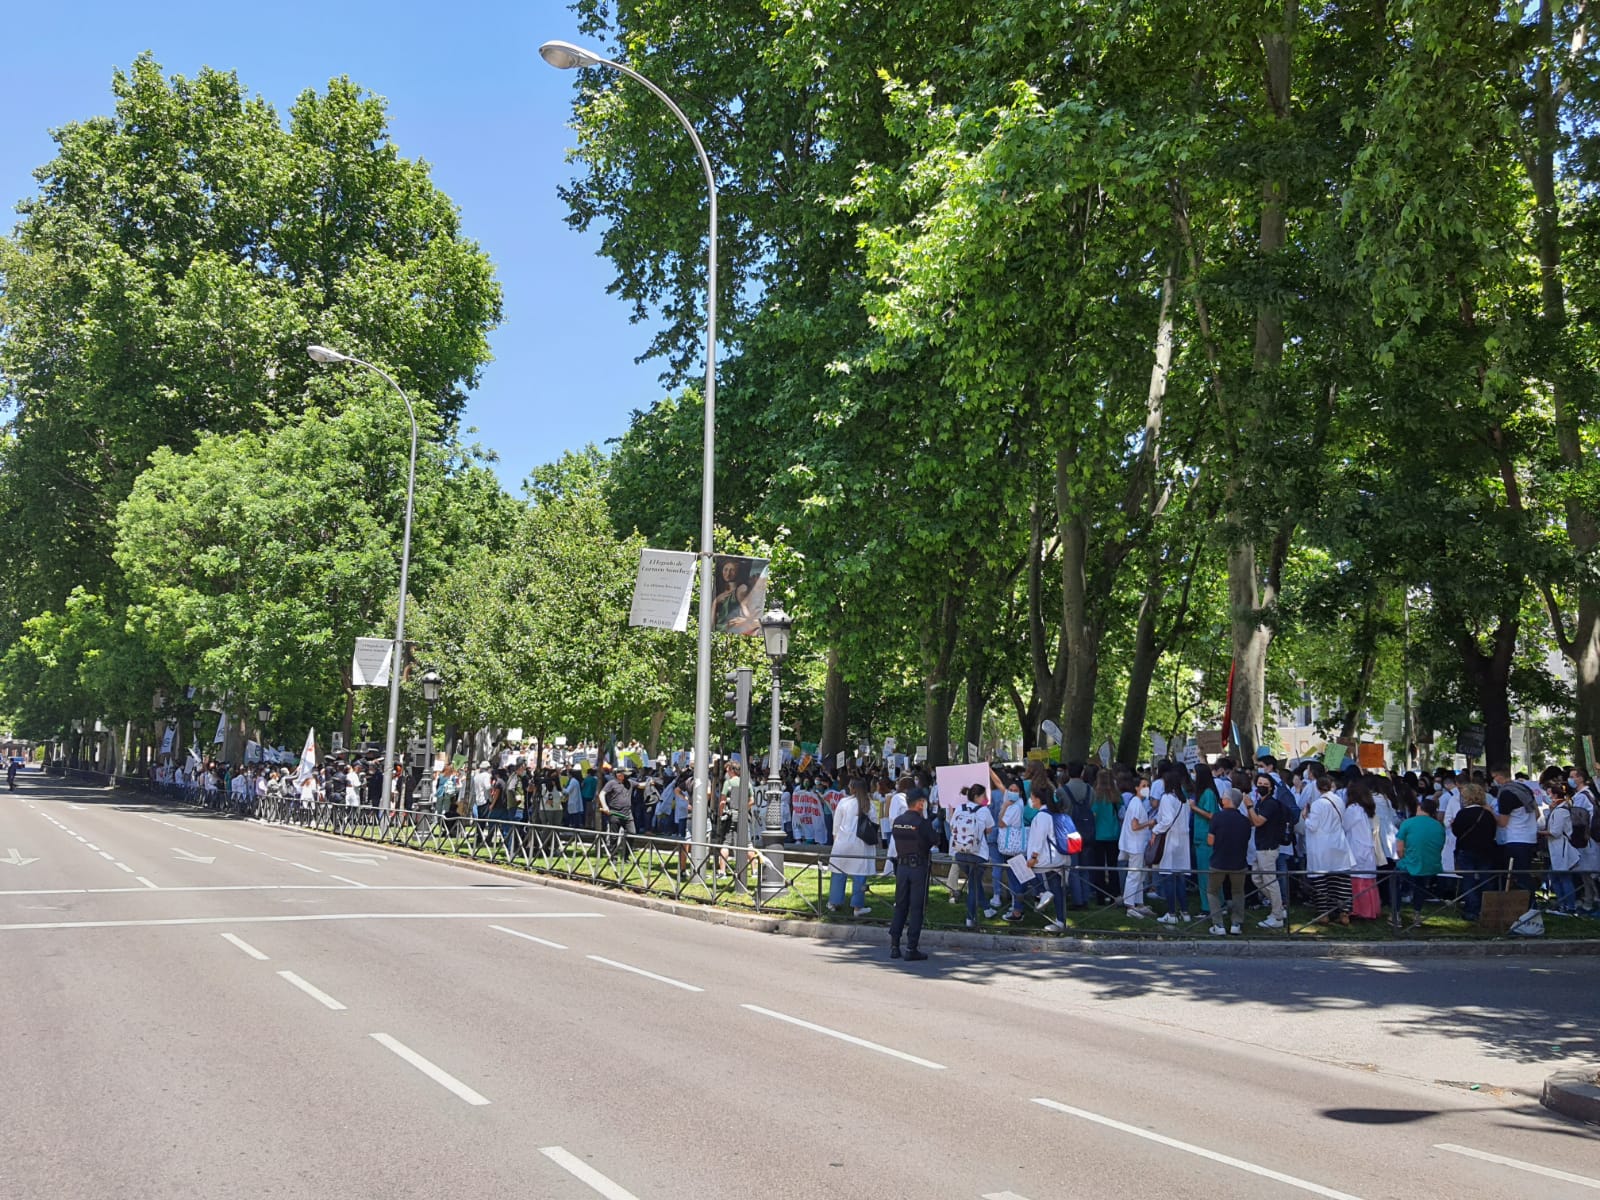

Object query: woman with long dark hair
[1153,766,1193,924]
[1343,777,1381,919]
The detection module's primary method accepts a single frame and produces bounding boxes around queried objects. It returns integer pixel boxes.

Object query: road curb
[1542,1069,1600,1126]
[236,817,1600,959]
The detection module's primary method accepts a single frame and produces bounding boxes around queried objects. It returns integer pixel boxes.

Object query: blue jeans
[828,871,867,908]
[1161,870,1189,916]
[1068,854,1092,905]
[1551,870,1578,913]
[955,854,988,920]
[1039,868,1068,922]
[985,834,1004,899]
[1455,848,1494,920]
[1502,842,1535,893]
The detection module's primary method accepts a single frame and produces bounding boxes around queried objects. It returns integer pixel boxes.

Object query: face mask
[1137,787,1149,798]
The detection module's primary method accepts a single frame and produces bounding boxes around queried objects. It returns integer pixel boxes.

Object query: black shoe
[889,945,902,959]
[905,949,928,961]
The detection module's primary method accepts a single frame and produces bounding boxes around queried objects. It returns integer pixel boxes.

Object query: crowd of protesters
[149,743,1599,932]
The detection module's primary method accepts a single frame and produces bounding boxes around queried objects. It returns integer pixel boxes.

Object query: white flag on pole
[213,711,228,744]
[297,729,318,782]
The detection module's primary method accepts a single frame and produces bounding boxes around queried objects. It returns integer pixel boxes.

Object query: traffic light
[724,667,752,728]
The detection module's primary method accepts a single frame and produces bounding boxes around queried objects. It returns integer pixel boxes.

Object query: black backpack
[1065,779,1094,838]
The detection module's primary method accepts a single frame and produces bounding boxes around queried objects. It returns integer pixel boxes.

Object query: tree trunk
[1338,600,1380,739]
[646,708,666,759]
[924,683,956,768]
[1023,498,1067,750]
[1227,541,1272,758]
[820,643,849,761]
[1055,452,1104,762]
[920,594,962,767]
[1117,588,1162,766]
[1228,0,1297,762]
[963,668,987,762]
[1528,1,1600,765]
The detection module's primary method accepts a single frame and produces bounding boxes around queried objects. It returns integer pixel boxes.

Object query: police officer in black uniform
[889,787,937,960]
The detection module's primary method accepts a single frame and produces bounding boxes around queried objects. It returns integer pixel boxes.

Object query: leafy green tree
[0,54,501,666]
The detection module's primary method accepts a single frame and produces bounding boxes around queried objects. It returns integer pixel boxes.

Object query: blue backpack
[1051,812,1083,857]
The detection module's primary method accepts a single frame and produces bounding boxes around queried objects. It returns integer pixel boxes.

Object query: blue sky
[1,0,667,492]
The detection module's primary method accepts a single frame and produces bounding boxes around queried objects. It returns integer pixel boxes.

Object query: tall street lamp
[759,608,792,903]
[539,38,720,875]
[257,702,272,763]
[307,344,417,813]
[419,668,443,824]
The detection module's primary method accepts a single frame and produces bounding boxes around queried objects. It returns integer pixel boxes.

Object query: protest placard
[935,762,990,809]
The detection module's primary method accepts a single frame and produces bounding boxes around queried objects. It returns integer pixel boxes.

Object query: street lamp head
[306,344,350,364]
[257,703,272,725]
[760,608,793,664]
[539,39,601,70]
[420,668,443,706]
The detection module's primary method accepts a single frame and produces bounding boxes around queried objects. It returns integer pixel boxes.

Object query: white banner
[213,711,228,744]
[351,637,394,688]
[1040,719,1062,745]
[628,548,697,631]
[1151,732,1168,763]
[159,724,177,757]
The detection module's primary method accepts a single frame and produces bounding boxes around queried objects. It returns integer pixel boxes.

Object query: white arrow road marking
[172,847,216,864]
[322,851,387,864]
[2,849,39,867]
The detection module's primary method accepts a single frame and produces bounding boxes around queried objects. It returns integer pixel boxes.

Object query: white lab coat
[1439,788,1462,873]
[1305,793,1356,874]
[1154,792,1191,873]
[1574,791,1600,872]
[1119,794,1152,858]
[883,792,910,864]
[1546,804,1580,872]
[1026,809,1067,872]
[828,795,876,877]
[1342,800,1378,876]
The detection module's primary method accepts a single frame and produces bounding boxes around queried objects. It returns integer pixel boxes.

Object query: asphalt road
[3,773,1597,1200]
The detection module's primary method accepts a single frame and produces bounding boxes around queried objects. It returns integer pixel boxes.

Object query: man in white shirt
[1119,784,1156,917]
[1491,765,1539,892]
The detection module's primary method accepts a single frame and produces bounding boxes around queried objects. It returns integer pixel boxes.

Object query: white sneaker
[1126,907,1149,920]
[825,904,841,913]
[965,918,975,929]
[852,906,871,917]
[1229,924,1242,936]
[1044,920,1064,933]
[1260,915,1285,929]
[1034,891,1054,912]
[983,907,999,919]
[1157,913,1179,926]
[1209,924,1227,936]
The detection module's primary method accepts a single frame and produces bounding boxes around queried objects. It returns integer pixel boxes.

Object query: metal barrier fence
[252,795,839,917]
[120,782,1596,937]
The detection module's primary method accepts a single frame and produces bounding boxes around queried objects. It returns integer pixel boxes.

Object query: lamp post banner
[628,548,697,631]
[351,637,394,688]
[709,555,769,635]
